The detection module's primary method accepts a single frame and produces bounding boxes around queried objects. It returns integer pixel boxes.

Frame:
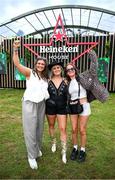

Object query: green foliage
[24,49,31,62]
[0,52,7,74]
[0,89,115,179]
[4,50,11,64]
[98,57,110,83]
[105,40,110,57]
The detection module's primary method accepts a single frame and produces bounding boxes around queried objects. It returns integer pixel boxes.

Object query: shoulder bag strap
[78,81,80,98]
[67,81,71,104]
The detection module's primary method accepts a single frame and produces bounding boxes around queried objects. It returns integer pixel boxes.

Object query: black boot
[70,148,78,160]
[78,150,86,162]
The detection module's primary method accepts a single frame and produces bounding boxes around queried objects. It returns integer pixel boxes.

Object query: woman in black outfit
[46,61,68,164]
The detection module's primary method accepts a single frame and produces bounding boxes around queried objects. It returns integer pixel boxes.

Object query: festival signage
[23,15,98,63]
[0,52,7,74]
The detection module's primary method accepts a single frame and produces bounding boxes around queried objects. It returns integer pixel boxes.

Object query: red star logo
[23,14,98,62]
[54,31,64,41]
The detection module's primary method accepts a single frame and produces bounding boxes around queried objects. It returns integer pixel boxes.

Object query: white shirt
[23,70,49,103]
[69,78,87,100]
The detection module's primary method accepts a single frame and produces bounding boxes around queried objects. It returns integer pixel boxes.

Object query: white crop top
[69,78,87,100]
[23,70,49,103]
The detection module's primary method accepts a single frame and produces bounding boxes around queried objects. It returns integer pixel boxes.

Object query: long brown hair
[65,62,79,82]
[33,57,48,80]
[50,65,63,78]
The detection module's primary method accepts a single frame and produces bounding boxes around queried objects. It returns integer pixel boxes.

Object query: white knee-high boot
[61,141,67,164]
[51,137,56,153]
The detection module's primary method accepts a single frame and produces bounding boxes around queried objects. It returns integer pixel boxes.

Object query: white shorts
[79,102,91,116]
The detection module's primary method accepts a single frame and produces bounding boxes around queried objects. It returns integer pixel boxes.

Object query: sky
[0,0,115,24]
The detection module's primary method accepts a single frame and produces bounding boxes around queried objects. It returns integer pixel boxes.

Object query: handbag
[69,81,83,114]
[69,100,83,114]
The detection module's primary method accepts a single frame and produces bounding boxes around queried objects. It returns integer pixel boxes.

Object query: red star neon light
[23,14,98,62]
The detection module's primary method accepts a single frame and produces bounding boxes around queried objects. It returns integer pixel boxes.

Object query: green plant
[24,49,31,62]
[4,50,11,63]
[105,40,110,57]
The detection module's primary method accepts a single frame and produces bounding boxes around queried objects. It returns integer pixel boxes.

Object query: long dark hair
[33,57,48,80]
[65,62,79,82]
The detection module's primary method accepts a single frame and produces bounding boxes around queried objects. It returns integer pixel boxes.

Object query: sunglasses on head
[66,67,75,73]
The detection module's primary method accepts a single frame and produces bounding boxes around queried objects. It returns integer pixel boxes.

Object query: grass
[0,88,115,179]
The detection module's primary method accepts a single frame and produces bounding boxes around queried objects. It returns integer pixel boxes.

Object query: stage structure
[0,5,115,91]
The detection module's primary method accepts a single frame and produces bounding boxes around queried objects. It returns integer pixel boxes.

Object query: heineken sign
[23,15,98,63]
[40,46,78,53]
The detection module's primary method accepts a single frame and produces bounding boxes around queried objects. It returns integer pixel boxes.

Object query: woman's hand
[13,40,20,49]
[13,39,31,77]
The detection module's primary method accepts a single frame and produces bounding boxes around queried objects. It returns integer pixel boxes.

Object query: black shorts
[46,100,67,115]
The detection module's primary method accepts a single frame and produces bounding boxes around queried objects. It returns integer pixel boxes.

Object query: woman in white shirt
[66,63,91,163]
[13,40,49,170]
[65,50,109,163]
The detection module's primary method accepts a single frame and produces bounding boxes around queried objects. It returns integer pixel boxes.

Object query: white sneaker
[51,143,56,153]
[38,150,42,157]
[62,153,67,164]
[28,158,38,169]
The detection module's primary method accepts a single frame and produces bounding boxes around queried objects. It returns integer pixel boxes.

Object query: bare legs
[70,114,89,148]
[47,114,67,163]
[47,115,57,152]
[57,115,67,143]
[70,114,89,161]
[79,115,89,148]
[57,115,67,163]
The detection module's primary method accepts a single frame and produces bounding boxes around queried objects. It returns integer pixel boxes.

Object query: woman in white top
[13,40,49,170]
[66,63,91,163]
[65,50,109,163]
